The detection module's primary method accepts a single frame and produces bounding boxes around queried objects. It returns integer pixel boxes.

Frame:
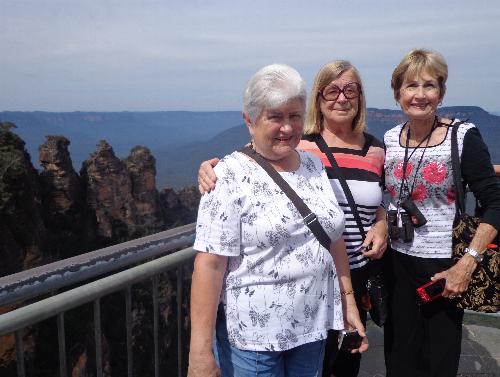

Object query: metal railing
[0,223,198,377]
[1,218,498,377]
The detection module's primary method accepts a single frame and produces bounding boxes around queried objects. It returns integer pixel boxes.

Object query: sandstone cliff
[0,125,200,377]
[81,140,139,241]
[124,146,166,234]
[0,123,47,275]
[1,126,200,274]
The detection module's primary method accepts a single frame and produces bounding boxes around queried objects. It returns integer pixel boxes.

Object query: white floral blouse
[194,150,345,351]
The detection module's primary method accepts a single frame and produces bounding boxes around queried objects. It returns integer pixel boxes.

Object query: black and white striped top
[300,133,385,269]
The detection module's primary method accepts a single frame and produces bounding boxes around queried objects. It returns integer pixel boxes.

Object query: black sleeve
[461,127,500,230]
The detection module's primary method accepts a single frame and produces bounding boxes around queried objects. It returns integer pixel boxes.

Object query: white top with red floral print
[384,120,474,258]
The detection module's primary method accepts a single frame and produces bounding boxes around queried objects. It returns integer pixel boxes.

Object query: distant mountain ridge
[1,106,498,188]
[0,110,242,169]
[158,106,500,187]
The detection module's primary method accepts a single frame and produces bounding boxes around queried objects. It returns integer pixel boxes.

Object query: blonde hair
[304,60,366,135]
[391,48,448,101]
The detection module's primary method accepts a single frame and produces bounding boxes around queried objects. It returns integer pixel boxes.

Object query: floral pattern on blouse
[194,150,345,351]
[384,120,475,258]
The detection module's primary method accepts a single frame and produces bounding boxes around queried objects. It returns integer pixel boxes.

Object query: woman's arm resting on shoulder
[362,207,388,259]
[198,158,219,194]
[330,238,369,354]
[188,252,228,377]
[432,222,498,298]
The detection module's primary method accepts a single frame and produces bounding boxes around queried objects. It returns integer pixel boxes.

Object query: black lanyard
[397,117,438,207]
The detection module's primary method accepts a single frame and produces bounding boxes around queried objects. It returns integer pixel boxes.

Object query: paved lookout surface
[358,324,500,377]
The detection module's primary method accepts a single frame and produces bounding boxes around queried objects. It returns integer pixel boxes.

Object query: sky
[1,0,500,112]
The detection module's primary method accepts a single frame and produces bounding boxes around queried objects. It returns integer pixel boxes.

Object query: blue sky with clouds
[1,0,499,112]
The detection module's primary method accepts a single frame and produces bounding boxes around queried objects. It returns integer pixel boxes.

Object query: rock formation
[0,124,47,275]
[38,135,98,260]
[39,136,82,215]
[0,126,201,377]
[124,146,165,234]
[80,140,139,241]
[160,186,201,228]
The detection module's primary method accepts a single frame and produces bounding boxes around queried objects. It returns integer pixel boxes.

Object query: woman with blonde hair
[298,60,387,377]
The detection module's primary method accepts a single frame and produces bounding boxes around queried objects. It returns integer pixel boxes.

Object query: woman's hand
[198,158,219,194]
[433,222,497,298]
[362,218,388,260]
[431,255,476,298]
[344,300,369,354]
[188,353,220,377]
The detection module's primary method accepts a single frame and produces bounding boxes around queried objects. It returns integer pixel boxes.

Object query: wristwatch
[464,247,484,263]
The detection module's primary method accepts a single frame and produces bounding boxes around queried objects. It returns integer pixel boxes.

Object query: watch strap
[464,247,484,263]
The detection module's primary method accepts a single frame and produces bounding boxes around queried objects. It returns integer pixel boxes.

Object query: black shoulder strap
[240,146,332,251]
[450,123,466,215]
[314,134,366,240]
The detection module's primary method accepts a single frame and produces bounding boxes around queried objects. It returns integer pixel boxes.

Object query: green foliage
[0,121,17,131]
[127,224,149,239]
[0,130,28,213]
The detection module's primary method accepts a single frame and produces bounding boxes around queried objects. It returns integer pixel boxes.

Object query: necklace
[406,118,437,147]
[397,116,438,206]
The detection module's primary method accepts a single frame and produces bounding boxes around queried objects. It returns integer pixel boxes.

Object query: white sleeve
[193,160,242,256]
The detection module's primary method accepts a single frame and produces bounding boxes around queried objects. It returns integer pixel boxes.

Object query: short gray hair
[243,64,307,123]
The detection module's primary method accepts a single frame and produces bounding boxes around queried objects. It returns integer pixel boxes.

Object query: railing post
[94,298,103,377]
[15,330,26,377]
[177,267,183,377]
[57,313,67,377]
[153,275,159,377]
[125,286,133,377]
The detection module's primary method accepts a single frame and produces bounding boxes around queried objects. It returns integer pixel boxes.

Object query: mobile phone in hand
[338,330,363,351]
[416,279,445,303]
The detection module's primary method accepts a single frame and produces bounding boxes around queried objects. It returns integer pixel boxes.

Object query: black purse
[450,124,500,313]
[314,135,388,327]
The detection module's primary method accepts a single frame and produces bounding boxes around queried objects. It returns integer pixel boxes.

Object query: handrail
[0,223,196,307]
[0,246,197,337]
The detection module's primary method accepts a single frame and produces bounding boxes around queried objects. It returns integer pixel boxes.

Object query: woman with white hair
[188,64,367,377]
[198,60,386,377]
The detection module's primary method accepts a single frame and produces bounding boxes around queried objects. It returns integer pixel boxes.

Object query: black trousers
[323,265,369,377]
[384,250,463,377]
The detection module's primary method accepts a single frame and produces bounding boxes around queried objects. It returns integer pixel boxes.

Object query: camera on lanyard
[390,118,436,243]
[387,209,414,242]
[387,197,427,243]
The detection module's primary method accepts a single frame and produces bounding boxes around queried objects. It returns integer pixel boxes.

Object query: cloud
[1,0,499,111]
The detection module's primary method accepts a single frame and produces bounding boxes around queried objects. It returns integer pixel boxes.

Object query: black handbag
[314,135,388,327]
[450,125,500,313]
